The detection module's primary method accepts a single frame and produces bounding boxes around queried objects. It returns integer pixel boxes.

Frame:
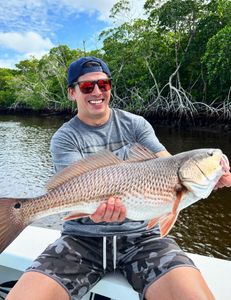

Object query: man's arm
[155,150,171,157]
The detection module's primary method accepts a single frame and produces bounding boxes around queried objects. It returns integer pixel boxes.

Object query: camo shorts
[26,232,197,300]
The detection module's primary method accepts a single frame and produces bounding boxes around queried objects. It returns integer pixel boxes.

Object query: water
[0,114,230,260]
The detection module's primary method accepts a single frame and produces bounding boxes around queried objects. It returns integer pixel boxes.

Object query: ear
[67,87,76,101]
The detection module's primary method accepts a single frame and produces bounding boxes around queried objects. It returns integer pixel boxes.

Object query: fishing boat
[0,226,230,300]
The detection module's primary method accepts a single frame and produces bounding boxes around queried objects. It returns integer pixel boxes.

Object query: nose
[91,83,102,95]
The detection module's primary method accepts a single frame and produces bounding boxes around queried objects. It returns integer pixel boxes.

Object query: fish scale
[17,159,190,221]
[0,144,230,253]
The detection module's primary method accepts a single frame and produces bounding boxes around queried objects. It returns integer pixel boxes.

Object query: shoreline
[144,113,231,134]
[0,107,231,134]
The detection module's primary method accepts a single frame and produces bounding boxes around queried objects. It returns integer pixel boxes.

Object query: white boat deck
[0,226,230,300]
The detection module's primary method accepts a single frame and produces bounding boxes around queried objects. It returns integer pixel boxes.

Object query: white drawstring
[103,236,107,270]
[113,235,117,270]
[102,236,117,270]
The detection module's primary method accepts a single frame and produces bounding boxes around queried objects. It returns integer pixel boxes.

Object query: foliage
[11,46,88,110]
[202,25,231,101]
[0,0,230,120]
[0,68,17,108]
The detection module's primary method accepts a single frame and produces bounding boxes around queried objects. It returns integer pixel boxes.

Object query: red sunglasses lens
[97,79,112,91]
[79,79,111,94]
[79,81,95,94]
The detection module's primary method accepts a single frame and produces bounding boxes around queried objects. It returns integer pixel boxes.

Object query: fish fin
[63,212,90,221]
[159,190,184,237]
[47,143,158,191]
[0,198,29,253]
[147,217,160,229]
[127,144,158,163]
[159,212,179,237]
[172,190,184,214]
[47,151,122,191]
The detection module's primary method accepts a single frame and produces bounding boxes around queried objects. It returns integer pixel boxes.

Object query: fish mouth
[220,154,230,173]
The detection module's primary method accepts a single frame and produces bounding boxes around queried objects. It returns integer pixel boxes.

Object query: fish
[0,144,230,253]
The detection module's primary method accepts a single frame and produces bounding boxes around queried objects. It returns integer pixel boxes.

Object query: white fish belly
[64,201,101,215]
[123,196,172,220]
[71,196,173,221]
[31,201,100,221]
[56,197,172,222]
[35,195,173,222]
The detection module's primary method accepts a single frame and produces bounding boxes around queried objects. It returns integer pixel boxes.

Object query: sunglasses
[74,78,112,94]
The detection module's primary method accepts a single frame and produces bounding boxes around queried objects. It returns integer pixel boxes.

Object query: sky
[0,0,146,69]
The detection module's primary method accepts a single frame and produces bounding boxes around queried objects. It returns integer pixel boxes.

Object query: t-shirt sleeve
[135,117,166,153]
[50,129,82,173]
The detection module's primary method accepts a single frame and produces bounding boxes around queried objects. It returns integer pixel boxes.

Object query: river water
[0,114,230,260]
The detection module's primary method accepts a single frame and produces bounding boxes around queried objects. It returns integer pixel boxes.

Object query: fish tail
[0,198,29,253]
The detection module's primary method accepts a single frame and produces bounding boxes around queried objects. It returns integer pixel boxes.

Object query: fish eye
[207,151,213,156]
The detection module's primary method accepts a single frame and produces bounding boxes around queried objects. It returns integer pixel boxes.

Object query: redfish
[0,145,230,253]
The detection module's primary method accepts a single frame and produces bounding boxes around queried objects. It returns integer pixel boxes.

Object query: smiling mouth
[88,99,104,104]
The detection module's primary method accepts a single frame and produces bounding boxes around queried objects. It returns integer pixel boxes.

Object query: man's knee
[6,271,69,300]
[145,267,215,300]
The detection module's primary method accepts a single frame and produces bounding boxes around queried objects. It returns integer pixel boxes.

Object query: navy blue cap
[67,56,111,86]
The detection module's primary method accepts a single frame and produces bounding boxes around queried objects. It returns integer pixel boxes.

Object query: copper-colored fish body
[0,145,229,253]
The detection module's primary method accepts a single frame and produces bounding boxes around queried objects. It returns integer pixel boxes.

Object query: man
[7,56,215,300]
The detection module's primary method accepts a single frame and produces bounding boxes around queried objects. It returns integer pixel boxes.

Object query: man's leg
[118,234,214,300]
[6,235,105,300]
[145,266,215,300]
[6,271,69,300]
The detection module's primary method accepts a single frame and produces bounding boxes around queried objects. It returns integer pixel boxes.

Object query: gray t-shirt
[50,108,166,237]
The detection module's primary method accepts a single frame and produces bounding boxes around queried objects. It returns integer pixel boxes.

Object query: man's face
[69,72,111,123]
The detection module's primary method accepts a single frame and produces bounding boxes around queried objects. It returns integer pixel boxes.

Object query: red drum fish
[0,145,230,253]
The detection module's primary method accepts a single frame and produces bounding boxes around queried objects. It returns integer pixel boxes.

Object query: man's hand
[214,172,231,190]
[90,196,126,223]
[215,154,231,189]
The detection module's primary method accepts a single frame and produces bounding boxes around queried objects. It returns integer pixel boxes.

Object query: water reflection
[154,126,231,259]
[0,116,58,197]
[0,115,230,259]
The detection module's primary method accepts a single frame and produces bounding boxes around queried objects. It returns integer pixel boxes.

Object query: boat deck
[0,226,230,299]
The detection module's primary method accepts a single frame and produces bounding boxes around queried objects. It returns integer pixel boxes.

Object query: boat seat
[1,226,231,300]
[0,226,139,299]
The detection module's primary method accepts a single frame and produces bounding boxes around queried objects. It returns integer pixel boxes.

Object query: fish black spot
[14,202,21,209]
[174,184,183,192]
[208,151,213,156]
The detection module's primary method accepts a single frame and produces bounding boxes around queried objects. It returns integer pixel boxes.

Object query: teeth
[89,100,103,104]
